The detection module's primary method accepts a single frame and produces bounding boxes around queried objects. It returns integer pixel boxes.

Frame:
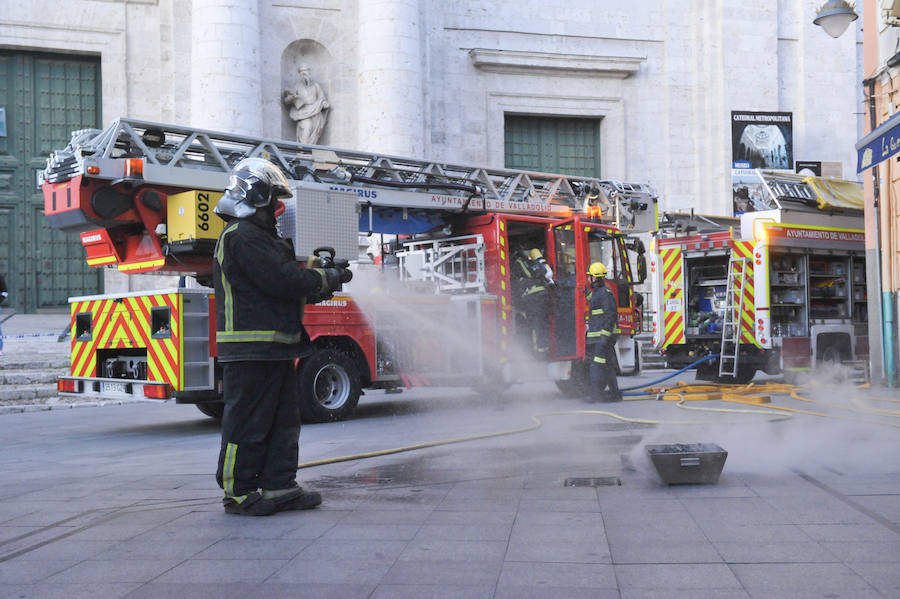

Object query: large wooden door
[0,50,102,313]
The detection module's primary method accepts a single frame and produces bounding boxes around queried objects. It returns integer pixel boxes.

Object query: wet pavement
[0,335,897,598]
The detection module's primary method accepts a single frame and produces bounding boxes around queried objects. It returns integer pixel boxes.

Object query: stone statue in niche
[283,64,330,144]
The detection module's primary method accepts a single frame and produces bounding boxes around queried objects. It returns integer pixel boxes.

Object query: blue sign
[732,160,752,169]
[856,110,900,173]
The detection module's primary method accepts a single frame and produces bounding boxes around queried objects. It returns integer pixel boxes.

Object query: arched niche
[281,39,334,144]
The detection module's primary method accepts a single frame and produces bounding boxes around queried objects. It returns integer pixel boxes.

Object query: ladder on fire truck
[42,118,658,227]
[718,256,749,378]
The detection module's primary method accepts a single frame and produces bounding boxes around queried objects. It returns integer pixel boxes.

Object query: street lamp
[813,0,859,38]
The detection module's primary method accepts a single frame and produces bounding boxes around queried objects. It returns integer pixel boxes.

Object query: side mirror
[626,238,646,255]
[636,254,647,284]
[623,236,647,285]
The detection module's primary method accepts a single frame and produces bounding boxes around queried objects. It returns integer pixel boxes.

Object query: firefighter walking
[212,157,350,516]
[586,262,622,402]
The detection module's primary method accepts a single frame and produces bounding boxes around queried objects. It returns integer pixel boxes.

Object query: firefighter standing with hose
[586,262,622,402]
[212,157,351,516]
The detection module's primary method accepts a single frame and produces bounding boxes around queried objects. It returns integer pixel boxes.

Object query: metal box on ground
[646,443,728,485]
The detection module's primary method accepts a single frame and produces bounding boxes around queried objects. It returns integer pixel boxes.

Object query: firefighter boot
[604,376,623,403]
[223,491,277,516]
[263,484,322,512]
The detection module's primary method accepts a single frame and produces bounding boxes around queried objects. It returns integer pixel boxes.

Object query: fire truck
[648,170,867,383]
[41,118,656,421]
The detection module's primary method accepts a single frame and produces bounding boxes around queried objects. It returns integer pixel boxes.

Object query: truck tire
[196,402,224,420]
[555,360,590,397]
[714,365,756,385]
[472,382,510,399]
[297,349,361,423]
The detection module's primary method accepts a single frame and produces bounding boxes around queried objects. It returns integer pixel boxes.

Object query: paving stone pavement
[0,314,898,598]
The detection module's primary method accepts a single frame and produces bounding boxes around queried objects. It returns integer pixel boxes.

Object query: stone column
[190,0,262,135]
[357,0,423,157]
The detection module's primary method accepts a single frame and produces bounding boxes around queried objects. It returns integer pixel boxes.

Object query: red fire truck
[42,119,655,421]
[647,171,868,383]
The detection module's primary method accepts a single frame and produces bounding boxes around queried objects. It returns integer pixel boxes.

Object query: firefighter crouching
[212,157,351,516]
[512,247,555,356]
[586,262,622,402]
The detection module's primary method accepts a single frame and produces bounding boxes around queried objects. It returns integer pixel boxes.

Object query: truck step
[840,360,870,385]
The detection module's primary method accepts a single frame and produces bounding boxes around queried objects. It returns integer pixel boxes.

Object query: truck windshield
[587,231,626,284]
[588,230,630,307]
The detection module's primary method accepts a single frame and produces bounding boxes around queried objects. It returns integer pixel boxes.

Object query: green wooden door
[504,115,602,178]
[0,50,102,313]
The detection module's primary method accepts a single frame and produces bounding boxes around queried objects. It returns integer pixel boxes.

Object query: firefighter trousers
[216,360,301,498]
[519,289,550,353]
[588,339,621,400]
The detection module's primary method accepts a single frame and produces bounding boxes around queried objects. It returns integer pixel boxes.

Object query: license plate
[101,381,129,395]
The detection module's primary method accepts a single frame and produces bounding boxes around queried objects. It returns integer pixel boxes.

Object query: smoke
[626,382,900,481]
[342,259,898,484]
[343,262,549,389]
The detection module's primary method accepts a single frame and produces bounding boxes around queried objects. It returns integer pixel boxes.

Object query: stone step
[0,383,59,402]
[0,370,67,385]
[0,357,70,371]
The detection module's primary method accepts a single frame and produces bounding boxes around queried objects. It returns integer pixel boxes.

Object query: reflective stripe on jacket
[213,218,329,361]
[585,284,617,346]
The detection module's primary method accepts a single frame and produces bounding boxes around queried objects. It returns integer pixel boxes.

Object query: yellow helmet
[528,248,543,260]
[588,262,607,278]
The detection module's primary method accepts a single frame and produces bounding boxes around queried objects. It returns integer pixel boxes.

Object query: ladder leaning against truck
[41,118,656,422]
[647,170,868,384]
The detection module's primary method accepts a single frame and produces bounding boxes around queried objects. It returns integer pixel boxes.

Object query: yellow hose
[296,378,899,470]
[296,402,792,470]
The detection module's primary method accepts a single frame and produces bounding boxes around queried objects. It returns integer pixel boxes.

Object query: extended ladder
[42,118,657,227]
[718,257,748,378]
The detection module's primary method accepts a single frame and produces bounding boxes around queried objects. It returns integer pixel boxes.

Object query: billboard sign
[731,111,793,170]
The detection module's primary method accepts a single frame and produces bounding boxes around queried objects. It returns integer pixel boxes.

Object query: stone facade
[0,0,862,291]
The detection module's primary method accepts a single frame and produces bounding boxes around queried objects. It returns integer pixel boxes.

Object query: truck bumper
[57,376,173,401]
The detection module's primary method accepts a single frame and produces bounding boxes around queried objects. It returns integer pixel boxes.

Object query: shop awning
[856,110,900,173]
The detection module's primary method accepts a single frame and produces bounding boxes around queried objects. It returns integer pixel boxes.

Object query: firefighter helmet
[588,262,607,278]
[214,157,293,219]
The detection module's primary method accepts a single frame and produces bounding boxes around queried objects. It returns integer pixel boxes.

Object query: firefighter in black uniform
[212,157,350,516]
[512,247,554,356]
[586,262,622,402]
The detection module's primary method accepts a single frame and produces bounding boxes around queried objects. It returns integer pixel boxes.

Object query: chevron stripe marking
[664,325,683,347]
[72,299,101,377]
[70,301,93,376]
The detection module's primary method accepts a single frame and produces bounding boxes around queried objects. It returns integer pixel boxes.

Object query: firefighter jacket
[213,218,330,362]
[586,283,617,346]
[512,252,551,298]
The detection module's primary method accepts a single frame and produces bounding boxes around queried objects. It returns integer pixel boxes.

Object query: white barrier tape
[0,333,66,340]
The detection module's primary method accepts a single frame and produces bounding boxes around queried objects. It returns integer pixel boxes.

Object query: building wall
[0,0,863,293]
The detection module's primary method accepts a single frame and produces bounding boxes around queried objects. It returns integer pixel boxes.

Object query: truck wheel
[472,382,510,399]
[297,349,361,423]
[555,360,590,397]
[196,402,224,420]
[714,365,756,385]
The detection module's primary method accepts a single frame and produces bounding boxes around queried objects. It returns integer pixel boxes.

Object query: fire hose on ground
[297,353,900,471]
